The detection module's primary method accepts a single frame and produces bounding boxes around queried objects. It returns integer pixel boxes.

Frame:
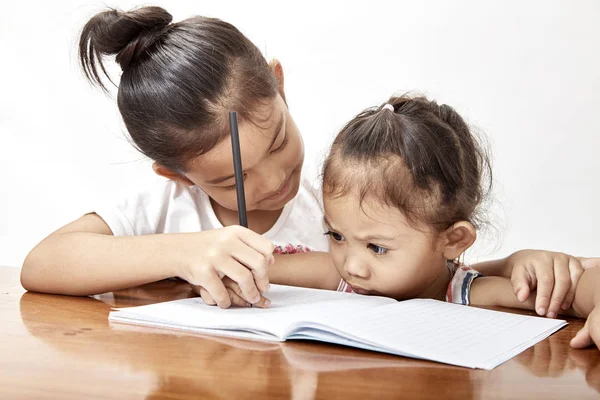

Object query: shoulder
[297,176,324,208]
[266,175,329,252]
[93,179,209,235]
[280,175,325,224]
[111,179,207,215]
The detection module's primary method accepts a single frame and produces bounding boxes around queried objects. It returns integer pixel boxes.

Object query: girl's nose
[344,256,371,279]
[256,163,285,194]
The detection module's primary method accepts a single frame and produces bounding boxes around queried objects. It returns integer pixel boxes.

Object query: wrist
[571,268,600,318]
[139,233,190,281]
[500,254,514,278]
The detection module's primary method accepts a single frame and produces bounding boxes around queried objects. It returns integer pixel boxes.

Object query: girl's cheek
[329,248,345,272]
[244,184,260,207]
[286,131,303,163]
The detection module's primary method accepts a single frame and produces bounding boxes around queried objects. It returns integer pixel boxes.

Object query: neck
[211,199,283,234]
[416,262,452,301]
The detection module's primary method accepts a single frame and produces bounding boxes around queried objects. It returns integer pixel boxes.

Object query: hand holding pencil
[176,226,273,308]
[189,112,273,309]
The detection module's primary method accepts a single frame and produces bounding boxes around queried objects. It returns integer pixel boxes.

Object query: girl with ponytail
[22,8,591,321]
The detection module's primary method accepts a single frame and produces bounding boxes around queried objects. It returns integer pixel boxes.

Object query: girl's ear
[440,221,477,260]
[269,58,286,101]
[152,162,194,186]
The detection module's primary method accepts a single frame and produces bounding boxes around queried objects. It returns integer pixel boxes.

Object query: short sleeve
[93,180,205,236]
[445,266,483,305]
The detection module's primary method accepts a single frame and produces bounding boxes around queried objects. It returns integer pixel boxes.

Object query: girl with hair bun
[22,7,591,319]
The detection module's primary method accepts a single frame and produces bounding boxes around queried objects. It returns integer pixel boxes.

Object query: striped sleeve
[336,280,354,293]
[445,266,483,305]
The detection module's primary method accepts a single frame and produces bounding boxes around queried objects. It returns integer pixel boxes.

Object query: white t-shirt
[94,177,330,254]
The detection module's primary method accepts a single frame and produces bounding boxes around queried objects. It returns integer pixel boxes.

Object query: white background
[1,0,598,268]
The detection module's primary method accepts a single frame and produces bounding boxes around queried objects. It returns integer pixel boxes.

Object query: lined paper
[109,285,566,369]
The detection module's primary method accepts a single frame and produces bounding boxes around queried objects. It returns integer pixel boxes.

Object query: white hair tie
[382,104,394,112]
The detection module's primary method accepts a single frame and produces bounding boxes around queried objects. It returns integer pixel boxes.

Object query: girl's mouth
[262,175,292,202]
[347,283,373,295]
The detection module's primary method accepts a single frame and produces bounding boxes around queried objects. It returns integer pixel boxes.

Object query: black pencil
[229,111,248,228]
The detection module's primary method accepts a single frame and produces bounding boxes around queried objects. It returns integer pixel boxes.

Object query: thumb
[511,267,532,302]
[578,257,600,270]
[571,320,594,349]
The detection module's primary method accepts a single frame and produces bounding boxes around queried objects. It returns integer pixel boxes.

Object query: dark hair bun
[79,6,172,88]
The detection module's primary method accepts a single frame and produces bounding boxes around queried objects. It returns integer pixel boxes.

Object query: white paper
[109,285,566,369]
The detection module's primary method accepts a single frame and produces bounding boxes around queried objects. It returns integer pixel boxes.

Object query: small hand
[571,306,600,349]
[509,250,600,318]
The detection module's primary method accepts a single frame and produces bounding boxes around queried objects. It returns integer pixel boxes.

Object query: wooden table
[2,266,600,399]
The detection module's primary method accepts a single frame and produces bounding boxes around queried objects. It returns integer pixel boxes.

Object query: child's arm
[570,268,600,348]
[21,213,274,308]
[469,276,538,311]
[270,251,341,290]
[471,250,598,318]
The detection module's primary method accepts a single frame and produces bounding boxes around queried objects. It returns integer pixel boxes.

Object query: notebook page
[311,299,566,369]
[108,316,285,342]
[109,284,394,340]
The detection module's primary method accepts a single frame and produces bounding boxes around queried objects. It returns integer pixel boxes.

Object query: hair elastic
[382,104,394,112]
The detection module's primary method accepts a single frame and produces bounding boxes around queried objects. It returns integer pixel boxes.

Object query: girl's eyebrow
[355,233,398,242]
[205,111,285,185]
[324,216,398,242]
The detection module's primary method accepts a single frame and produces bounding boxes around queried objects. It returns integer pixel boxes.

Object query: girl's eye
[324,230,344,242]
[270,133,288,154]
[222,174,247,190]
[368,244,388,255]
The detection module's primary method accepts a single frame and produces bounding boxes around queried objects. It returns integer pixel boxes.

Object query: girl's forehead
[187,97,287,180]
[324,198,434,247]
[323,194,409,232]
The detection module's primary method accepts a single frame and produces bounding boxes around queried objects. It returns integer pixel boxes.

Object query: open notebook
[109,284,567,369]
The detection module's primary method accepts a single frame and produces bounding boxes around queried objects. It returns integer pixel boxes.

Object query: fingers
[511,266,533,302]
[199,286,216,305]
[571,321,594,349]
[230,241,272,294]
[218,258,262,305]
[508,251,592,318]
[236,226,275,262]
[223,277,271,308]
[571,308,600,350]
[533,266,554,317]
[199,280,271,309]
[224,287,254,308]
[200,286,253,308]
[197,272,232,309]
[223,226,274,294]
[546,255,571,318]
[251,295,271,308]
[590,311,600,349]
[182,226,276,309]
